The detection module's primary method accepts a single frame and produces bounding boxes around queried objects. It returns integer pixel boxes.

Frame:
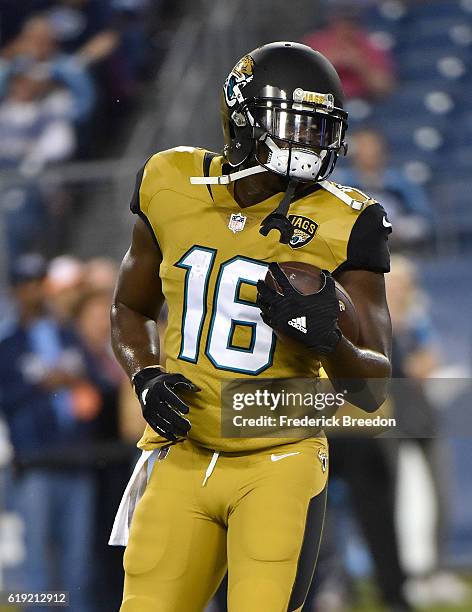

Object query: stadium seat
[397,48,469,81]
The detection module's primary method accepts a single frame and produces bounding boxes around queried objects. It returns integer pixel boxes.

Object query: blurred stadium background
[0,0,471,610]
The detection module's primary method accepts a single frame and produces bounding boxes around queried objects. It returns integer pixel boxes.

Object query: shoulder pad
[319,181,378,211]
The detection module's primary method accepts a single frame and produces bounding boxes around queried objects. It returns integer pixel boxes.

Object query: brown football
[265,261,359,344]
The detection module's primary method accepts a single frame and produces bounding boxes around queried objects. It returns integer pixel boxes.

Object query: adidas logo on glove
[287,316,307,334]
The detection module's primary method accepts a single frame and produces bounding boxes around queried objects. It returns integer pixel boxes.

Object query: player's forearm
[110,302,161,380]
[321,336,391,412]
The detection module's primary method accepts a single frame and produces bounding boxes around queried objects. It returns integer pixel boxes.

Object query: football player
[110,42,392,611]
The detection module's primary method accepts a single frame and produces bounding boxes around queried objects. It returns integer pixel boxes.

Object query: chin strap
[259,179,299,244]
[190,164,267,185]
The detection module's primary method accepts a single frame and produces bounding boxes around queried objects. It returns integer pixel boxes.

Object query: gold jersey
[131,147,391,452]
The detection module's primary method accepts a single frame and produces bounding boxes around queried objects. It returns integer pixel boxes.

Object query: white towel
[108,449,154,547]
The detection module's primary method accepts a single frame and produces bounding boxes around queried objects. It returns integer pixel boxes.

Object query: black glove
[256,263,342,355]
[132,367,200,442]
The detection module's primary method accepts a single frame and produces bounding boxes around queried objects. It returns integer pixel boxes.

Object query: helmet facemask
[243,94,347,183]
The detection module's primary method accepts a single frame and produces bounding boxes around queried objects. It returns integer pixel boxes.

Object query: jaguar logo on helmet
[288,215,318,249]
[224,55,255,107]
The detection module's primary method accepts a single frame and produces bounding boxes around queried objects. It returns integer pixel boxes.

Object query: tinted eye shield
[240,97,347,151]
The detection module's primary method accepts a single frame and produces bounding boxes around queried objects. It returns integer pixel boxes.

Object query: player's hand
[256,263,342,355]
[132,366,200,442]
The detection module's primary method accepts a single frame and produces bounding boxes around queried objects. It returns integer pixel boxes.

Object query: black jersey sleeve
[130,157,152,214]
[336,202,392,274]
[128,156,162,250]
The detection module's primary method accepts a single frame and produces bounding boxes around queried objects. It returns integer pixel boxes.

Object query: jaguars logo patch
[288,215,318,249]
[224,55,255,107]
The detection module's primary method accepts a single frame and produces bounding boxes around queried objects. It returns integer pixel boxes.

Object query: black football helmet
[191,42,348,243]
[221,41,348,183]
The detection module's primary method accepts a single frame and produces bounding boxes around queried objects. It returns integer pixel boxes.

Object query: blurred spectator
[45,254,85,322]
[45,1,118,55]
[303,438,411,612]
[72,286,137,610]
[388,255,439,379]
[0,66,75,172]
[387,255,470,607]
[0,3,158,157]
[303,4,396,101]
[73,287,123,402]
[43,1,150,81]
[0,14,94,262]
[1,182,47,262]
[0,65,76,260]
[83,255,119,293]
[339,129,433,251]
[103,0,153,95]
[0,253,102,612]
[0,15,95,123]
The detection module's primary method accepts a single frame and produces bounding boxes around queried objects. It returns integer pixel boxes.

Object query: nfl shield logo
[228,213,247,233]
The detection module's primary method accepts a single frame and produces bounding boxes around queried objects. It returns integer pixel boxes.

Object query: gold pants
[121,437,328,612]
